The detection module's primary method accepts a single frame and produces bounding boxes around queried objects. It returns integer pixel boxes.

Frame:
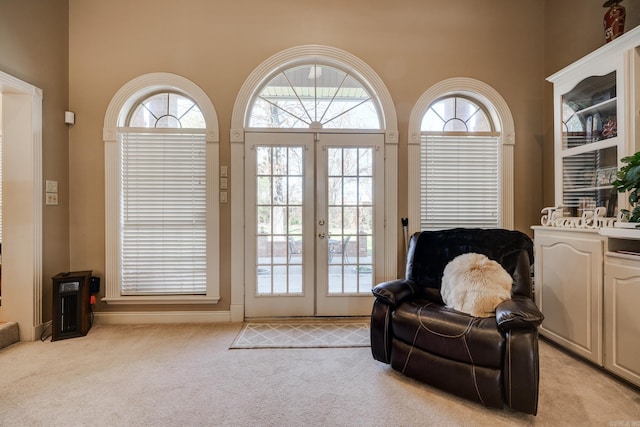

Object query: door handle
[318,232,326,239]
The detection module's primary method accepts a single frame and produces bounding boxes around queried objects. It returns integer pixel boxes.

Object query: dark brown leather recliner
[371,228,544,415]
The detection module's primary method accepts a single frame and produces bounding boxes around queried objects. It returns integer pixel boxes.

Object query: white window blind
[420,135,501,230]
[120,132,206,295]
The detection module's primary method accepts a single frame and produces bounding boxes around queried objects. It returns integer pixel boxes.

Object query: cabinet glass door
[560,70,619,217]
[562,71,617,149]
[562,146,617,216]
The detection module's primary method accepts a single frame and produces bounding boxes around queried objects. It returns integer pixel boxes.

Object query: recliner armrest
[372,280,418,307]
[495,296,544,331]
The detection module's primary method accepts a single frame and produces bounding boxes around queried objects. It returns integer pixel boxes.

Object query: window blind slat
[420,135,501,230]
[121,132,207,295]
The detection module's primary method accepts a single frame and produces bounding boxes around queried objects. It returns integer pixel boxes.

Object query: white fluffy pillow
[440,253,513,318]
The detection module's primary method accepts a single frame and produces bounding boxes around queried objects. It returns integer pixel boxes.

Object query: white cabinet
[600,228,640,387]
[534,228,640,388]
[535,26,640,387]
[604,254,640,387]
[547,25,640,216]
[533,227,604,365]
[553,67,620,217]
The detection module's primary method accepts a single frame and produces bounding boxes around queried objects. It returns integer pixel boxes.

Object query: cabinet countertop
[531,225,600,234]
[599,227,640,240]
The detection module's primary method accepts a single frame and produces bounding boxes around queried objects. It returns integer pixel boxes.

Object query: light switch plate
[220,177,228,190]
[220,165,228,177]
[46,180,58,193]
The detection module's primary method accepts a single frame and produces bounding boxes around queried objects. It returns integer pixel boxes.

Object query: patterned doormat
[230,322,370,349]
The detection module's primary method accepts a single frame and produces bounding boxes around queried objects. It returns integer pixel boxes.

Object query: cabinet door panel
[535,232,603,364]
[604,259,640,387]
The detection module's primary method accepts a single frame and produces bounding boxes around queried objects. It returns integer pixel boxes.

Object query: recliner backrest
[405,228,534,298]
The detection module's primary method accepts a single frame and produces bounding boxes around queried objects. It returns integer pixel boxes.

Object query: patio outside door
[244,132,383,317]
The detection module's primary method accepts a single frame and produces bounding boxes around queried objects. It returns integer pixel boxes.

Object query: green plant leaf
[626,165,640,182]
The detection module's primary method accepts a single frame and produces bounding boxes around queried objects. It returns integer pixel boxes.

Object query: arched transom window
[422,96,493,132]
[248,63,381,129]
[129,92,205,128]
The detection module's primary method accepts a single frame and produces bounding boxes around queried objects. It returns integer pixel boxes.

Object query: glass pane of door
[245,132,382,318]
[255,145,305,294]
[326,147,374,294]
[316,134,383,316]
[245,133,314,317]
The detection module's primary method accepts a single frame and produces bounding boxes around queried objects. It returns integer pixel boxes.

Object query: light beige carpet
[230,322,370,349]
[1,322,639,426]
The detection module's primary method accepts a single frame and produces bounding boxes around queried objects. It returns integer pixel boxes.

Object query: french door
[244,132,384,317]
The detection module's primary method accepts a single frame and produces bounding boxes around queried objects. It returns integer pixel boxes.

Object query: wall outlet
[46,193,59,205]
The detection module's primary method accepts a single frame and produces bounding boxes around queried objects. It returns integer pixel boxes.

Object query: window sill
[102,295,220,305]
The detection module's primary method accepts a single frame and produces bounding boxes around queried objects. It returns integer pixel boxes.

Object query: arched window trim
[407,77,515,233]
[103,72,221,310]
[230,45,398,140]
[229,45,398,321]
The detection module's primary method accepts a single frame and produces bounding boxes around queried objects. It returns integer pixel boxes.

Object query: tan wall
[0,0,70,321]
[1,0,638,322]
[542,0,640,208]
[68,0,545,313]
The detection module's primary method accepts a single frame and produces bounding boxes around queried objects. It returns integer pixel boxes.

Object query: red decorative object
[603,0,626,43]
[602,119,617,139]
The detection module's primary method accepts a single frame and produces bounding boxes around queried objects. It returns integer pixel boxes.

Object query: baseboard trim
[229,304,244,322]
[93,310,232,324]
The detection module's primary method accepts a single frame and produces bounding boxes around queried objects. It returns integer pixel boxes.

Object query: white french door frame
[244,132,316,317]
[315,133,384,316]
[229,45,399,322]
[243,131,385,318]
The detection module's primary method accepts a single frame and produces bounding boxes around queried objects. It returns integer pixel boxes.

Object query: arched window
[408,78,515,233]
[248,63,381,129]
[104,73,220,305]
[229,45,398,320]
[422,96,493,132]
[120,92,206,296]
[128,92,206,128]
[420,95,500,229]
